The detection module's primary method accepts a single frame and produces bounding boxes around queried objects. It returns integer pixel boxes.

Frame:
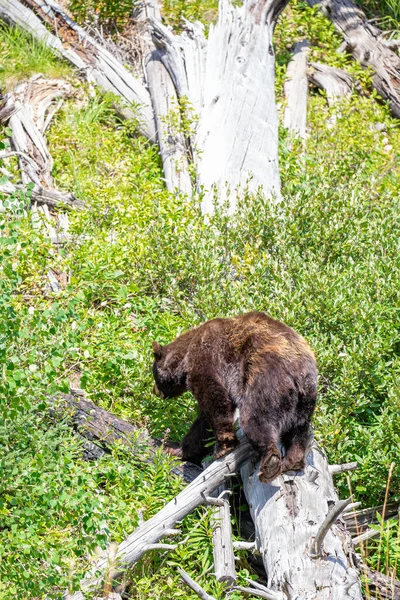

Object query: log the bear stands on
[152,312,317,483]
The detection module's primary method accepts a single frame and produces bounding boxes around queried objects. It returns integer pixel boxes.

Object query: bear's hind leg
[282,424,311,473]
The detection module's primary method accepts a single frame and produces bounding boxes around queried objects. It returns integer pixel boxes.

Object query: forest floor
[0,0,399,598]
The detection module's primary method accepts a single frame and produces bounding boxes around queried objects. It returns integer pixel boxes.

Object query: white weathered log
[352,528,381,546]
[65,438,255,599]
[211,484,236,585]
[145,50,192,194]
[284,41,310,138]
[177,567,217,600]
[306,0,400,118]
[0,0,155,140]
[0,181,83,209]
[196,0,286,213]
[309,62,353,105]
[240,441,363,599]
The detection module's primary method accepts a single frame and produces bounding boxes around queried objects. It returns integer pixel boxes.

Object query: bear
[152,311,317,483]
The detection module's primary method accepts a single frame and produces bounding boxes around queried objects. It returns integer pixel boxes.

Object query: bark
[0,0,155,140]
[240,440,363,599]
[342,501,399,536]
[284,40,310,138]
[306,0,400,118]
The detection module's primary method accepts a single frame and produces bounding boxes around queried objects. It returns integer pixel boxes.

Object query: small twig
[145,543,177,551]
[177,567,217,600]
[329,462,358,474]
[344,502,362,512]
[201,491,225,506]
[232,585,284,600]
[309,497,352,558]
[232,541,256,551]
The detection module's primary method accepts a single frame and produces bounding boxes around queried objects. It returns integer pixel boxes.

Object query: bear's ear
[152,341,163,359]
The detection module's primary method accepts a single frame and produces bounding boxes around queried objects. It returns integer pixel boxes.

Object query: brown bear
[152,311,317,483]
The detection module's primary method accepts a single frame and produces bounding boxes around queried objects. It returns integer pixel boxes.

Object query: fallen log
[52,391,203,483]
[306,0,400,118]
[65,437,256,599]
[342,501,399,535]
[240,440,363,598]
[0,0,156,140]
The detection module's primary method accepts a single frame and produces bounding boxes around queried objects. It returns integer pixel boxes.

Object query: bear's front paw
[282,456,305,473]
[258,448,282,483]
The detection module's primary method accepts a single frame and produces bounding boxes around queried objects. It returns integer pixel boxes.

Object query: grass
[0,0,399,597]
[0,23,71,90]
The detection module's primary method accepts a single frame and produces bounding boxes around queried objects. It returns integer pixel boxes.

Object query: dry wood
[362,564,400,600]
[343,501,399,535]
[309,62,353,104]
[177,567,217,600]
[240,440,363,599]
[65,438,255,599]
[306,0,400,118]
[284,40,310,138]
[0,0,155,140]
[1,75,71,187]
[136,1,192,194]
[211,484,236,585]
[149,0,288,213]
[329,461,358,474]
[233,585,284,600]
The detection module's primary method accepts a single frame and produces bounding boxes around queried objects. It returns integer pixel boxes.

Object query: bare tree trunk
[309,62,353,105]
[240,441,363,599]
[306,0,400,118]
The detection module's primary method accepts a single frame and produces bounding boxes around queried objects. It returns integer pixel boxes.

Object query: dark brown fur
[152,312,317,483]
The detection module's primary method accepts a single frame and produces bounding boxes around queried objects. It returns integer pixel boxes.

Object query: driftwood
[284,40,310,138]
[66,437,256,599]
[306,0,400,118]
[240,441,363,598]
[0,0,155,140]
[309,62,353,104]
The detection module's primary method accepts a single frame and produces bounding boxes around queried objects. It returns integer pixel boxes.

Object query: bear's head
[152,341,188,399]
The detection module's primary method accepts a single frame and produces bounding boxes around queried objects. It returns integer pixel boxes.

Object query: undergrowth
[0,0,399,597]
